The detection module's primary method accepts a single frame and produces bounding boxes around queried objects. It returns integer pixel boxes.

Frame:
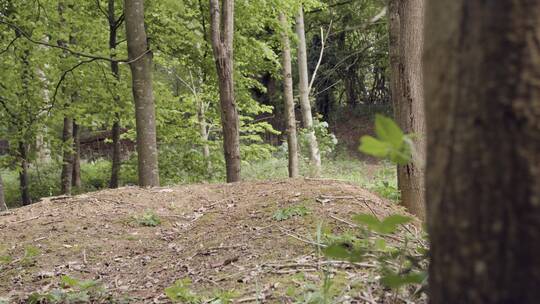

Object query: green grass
[2,152,399,208]
[243,153,399,202]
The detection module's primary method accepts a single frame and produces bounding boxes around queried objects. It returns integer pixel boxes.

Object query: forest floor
[0,179,422,303]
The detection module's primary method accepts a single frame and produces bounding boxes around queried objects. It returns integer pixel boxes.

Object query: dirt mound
[0,179,418,303]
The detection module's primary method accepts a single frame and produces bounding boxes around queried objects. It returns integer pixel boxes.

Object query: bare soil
[0,179,418,303]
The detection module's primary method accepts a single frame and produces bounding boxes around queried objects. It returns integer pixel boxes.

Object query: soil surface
[0,179,419,303]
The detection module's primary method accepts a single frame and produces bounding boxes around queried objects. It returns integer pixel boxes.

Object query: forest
[1,0,539,303]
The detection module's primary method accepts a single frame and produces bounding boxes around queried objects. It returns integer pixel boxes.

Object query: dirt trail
[0,179,417,303]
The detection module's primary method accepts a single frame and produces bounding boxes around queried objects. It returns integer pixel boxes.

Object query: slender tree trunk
[71,121,81,189]
[196,99,212,176]
[389,0,426,219]
[425,2,540,303]
[209,0,241,182]
[110,118,122,188]
[279,13,299,178]
[0,174,7,211]
[18,142,31,205]
[296,6,322,177]
[61,117,73,195]
[109,0,122,189]
[124,0,160,187]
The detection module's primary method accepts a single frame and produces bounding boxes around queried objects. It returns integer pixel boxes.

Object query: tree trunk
[279,13,299,178]
[0,174,7,211]
[196,98,212,177]
[389,0,426,219]
[425,2,540,303]
[19,142,31,205]
[109,0,122,189]
[124,0,160,187]
[296,6,322,177]
[61,116,73,195]
[71,121,81,189]
[209,0,241,183]
[110,118,122,188]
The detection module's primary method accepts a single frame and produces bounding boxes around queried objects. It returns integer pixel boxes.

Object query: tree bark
[124,0,160,187]
[110,118,122,188]
[209,0,241,182]
[279,13,299,178]
[61,116,73,195]
[389,0,426,219]
[425,1,540,303]
[109,0,122,189]
[196,98,212,177]
[71,121,81,189]
[296,6,322,177]
[0,174,7,211]
[19,142,31,205]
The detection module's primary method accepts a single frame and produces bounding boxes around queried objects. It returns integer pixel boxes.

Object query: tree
[0,174,6,211]
[107,0,124,189]
[425,1,540,303]
[279,12,299,178]
[296,5,322,177]
[389,0,425,219]
[60,116,74,194]
[72,121,81,189]
[209,0,241,183]
[124,0,160,187]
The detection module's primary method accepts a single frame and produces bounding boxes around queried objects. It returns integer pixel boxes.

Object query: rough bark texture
[19,142,31,205]
[61,116,73,195]
[72,121,81,189]
[425,1,540,303]
[296,6,322,177]
[124,0,160,187]
[209,0,241,182]
[390,0,426,219]
[279,13,299,178]
[0,174,7,211]
[109,0,122,189]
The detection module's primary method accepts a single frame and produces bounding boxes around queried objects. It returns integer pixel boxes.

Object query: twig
[278,226,326,248]
[307,20,333,95]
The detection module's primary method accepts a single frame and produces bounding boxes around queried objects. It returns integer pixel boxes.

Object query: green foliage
[359,115,412,165]
[21,245,40,266]
[273,205,310,221]
[298,119,338,159]
[136,210,161,227]
[321,213,427,297]
[165,279,202,304]
[352,214,412,234]
[26,276,115,304]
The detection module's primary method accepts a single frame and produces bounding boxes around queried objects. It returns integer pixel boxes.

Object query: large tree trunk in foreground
[109,0,122,189]
[279,13,299,178]
[209,0,241,182]
[389,0,426,219]
[296,6,322,177]
[124,0,159,187]
[61,117,73,195]
[19,142,31,205]
[0,174,7,211]
[72,121,81,189]
[425,2,540,303]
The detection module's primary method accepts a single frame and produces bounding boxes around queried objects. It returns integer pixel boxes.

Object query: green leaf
[380,215,412,234]
[322,243,363,262]
[352,214,381,230]
[381,271,427,289]
[375,114,404,148]
[359,136,390,157]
